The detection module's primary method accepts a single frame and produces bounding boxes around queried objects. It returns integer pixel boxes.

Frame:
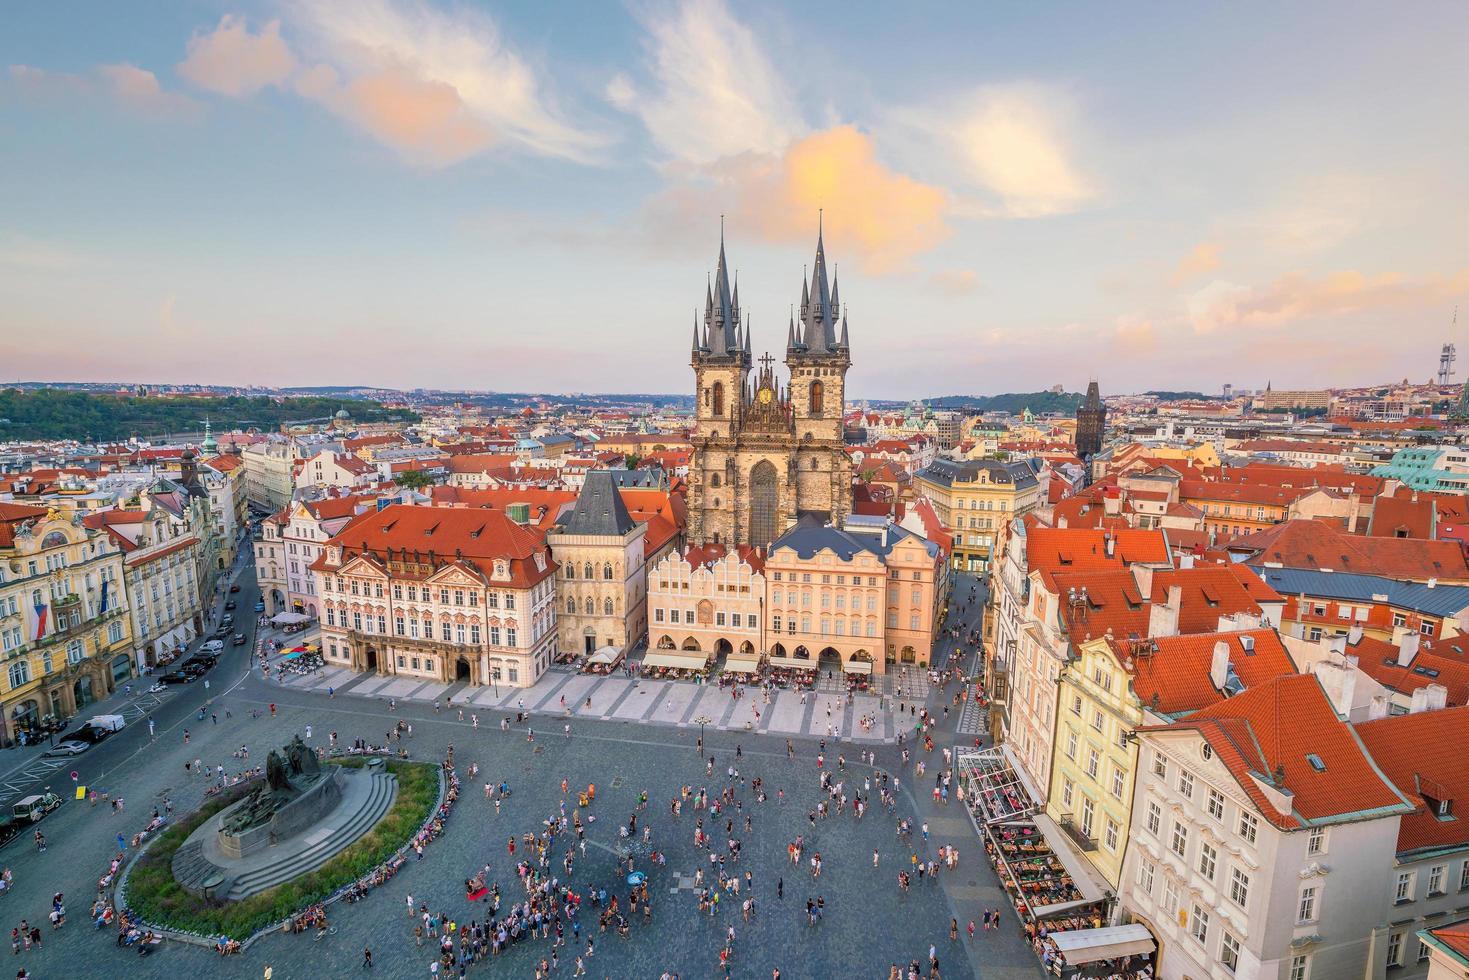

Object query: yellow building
[0,504,134,745]
[1144,443,1221,469]
[1046,627,1297,890]
[912,459,1043,573]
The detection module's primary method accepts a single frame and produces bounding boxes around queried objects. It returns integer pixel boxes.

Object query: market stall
[721,650,764,685]
[842,658,872,691]
[1046,924,1155,975]
[766,655,816,688]
[582,646,624,675]
[640,649,711,679]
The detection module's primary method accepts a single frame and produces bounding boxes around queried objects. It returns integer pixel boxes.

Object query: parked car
[212,625,232,639]
[254,600,265,612]
[231,632,248,646]
[59,726,110,745]
[224,600,236,611]
[159,670,195,685]
[43,740,89,757]
[229,584,240,593]
[200,639,224,653]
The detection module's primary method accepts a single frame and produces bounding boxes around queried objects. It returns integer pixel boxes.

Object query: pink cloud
[178,15,296,97]
[1171,241,1221,285]
[1189,268,1469,333]
[7,63,199,118]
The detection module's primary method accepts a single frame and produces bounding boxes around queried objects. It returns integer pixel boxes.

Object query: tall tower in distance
[1075,380,1106,460]
[1441,308,1459,385]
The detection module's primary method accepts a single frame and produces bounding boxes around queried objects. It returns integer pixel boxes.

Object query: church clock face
[757,386,774,406]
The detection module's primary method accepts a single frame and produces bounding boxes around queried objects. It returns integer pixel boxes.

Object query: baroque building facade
[686,228,852,548]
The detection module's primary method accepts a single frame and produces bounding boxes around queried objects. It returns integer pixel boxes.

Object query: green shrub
[124,760,440,940]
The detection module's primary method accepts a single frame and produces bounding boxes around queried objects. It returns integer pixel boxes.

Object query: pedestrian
[183,728,190,745]
[362,947,372,968]
[147,719,155,738]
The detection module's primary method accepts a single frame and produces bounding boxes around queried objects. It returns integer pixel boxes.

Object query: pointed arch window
[711,382,725,417]
[603,597,614,616]
[809,380,824,417]
[603,563,613,580]
[583,563,593,579]
[584,597,595,615]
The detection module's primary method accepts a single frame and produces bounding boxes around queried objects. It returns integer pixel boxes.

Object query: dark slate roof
[915,458,1038,489]
[607,468,667,490]
[559,471,636,536]
[770,517,940,562]
[1250,565,1469,618]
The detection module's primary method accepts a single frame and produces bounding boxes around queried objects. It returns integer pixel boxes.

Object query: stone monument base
[172,761,397,902]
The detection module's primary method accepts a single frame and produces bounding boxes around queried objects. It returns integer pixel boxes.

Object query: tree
[394,469,434,491]
[624,453,643,470]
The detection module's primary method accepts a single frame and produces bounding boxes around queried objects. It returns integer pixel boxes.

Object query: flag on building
[33,600,48,641]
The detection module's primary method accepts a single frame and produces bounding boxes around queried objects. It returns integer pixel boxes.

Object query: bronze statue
[266,749,291,792]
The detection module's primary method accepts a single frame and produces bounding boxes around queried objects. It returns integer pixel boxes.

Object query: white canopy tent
[724,651,763,673]
[642,650,711,671]
[844,660,873,675]
[1047,924,1155,966]
[587,646,623,666]
[270,612,310,625]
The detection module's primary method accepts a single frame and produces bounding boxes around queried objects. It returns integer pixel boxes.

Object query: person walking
[362,947,372,968]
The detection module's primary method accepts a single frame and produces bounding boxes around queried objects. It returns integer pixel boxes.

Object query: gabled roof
[558,471,637,537]
[1355,706,1469,855]
[1348,634,1469,705]
[1251,566,1469,619]
[1026,527,1171,576]
[1148,674,1413,829]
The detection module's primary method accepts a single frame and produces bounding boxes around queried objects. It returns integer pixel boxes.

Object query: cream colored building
[254,511,289,614]
[913,458,1043,573]
[242,439,297,511]
[548,473,649,657]
[764,516,945,673]
[1,503,134,745]
[648,544,766,661]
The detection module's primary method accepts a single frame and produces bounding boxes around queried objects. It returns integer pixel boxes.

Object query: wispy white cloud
[890,84,1095,219]
[290,0,606,165]
[1187,268,1469,333]
[607,0,802,166]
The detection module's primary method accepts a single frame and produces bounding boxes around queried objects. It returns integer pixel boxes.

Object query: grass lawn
[122,758,439,941]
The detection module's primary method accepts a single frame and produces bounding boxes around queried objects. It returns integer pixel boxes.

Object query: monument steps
[220,770,397,900]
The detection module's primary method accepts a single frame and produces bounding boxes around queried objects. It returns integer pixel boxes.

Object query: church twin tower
[687,226,853,548]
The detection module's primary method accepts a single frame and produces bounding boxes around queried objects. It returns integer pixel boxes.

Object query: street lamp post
[694,714,712,757]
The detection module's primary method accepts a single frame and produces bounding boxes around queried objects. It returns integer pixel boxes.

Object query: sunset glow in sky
[2,1,1467,397]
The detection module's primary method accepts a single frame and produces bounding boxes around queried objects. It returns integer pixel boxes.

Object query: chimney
[1132,565,1155,602]
[1411,684,1449,714]
[1347,624,1363,645]
[1368,694,1391,721]
[1148,585,1182,639]
[1104,532,1116,558]
[1103,492,1122,517]
[1210,641,1231,692]
[1347,492,1361,534]
[1396,631,1421,667]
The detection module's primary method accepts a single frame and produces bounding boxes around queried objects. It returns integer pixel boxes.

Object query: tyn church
[687,227,853,548]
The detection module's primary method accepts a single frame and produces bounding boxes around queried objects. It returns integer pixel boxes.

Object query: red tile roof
[1150,674,1412,829]
[1356,706,1469,855]
[315,504,555,589]
[1349,634,1469,705]
[1126,629,1299,716]
[1026,527,1171,577]
[1230,519,1469,581]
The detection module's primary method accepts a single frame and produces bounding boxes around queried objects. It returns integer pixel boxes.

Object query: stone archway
[455,656,472,682]
[73,675,95,710]
[715,638,734,656]
[818,647,843,675]
[681,637,702,652]
[365,646,379,672]
[900,645,916,664]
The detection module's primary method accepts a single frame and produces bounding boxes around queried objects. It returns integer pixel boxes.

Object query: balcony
[1057,813,1099,852]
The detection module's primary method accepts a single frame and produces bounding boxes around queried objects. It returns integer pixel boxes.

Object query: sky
[2,1,1467,400]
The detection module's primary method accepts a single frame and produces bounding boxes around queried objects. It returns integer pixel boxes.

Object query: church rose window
[749,460,778,547]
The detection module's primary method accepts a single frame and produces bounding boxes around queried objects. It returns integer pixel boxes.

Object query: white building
[1120,674,1413,980]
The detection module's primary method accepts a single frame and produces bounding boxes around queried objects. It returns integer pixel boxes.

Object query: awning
[844,660,872,675]
[767,655,815,670]
[587,646,623,666]
[642,650,710,671]
[724,652,763,672]
[1048,924,1155,965]
[1029,812,1110,916]
[271,612,310,625]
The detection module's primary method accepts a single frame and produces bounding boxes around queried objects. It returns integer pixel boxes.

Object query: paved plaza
[0,570,1043,978]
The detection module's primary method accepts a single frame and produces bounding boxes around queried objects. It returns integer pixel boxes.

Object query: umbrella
[270,612,310,625]
[282,652,303,661]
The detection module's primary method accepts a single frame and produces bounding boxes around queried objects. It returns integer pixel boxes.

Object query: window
[441,622,452,642]
[1091,708,1104,732]
[1190,903,1209,945]
[1178,770,1194,799]
[1162,878,1179,917]
[1146,800,1161,836]
[1086,747,1100,778]
[1061,778,1074,808]
[394,616,405,636]
[1221,932,1240,972]
[1111,767,1125,800]
[7,661,30,688]
[1080,797,1095,838]
[1152,752,1167,778]
[1460,860,1469,891]
[1238,811,1258,845]
[1214,866,1242,912]
[66,639,84,664]
[1387,932,1402,967]
[1428,867,1448,898]
[1171,820,1188,858]
[1071,695,1082,716]
[1104,819,1118,851]
[1207,788,1225,821]
[1396,871,1414,904]
[1307,827,1326,855]
[1136,857,1155,896]
[1198,842,1217,881]
[470,625,480,644]
[1288,955,1309,980]
[1298,885,1318,923]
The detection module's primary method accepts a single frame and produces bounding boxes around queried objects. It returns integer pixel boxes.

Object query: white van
[201,639,225,653]
[87,714,126,733]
